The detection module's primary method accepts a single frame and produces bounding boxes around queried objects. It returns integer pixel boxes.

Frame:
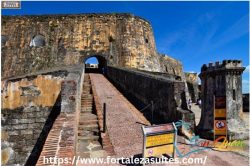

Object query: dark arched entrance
[83,55,107,74]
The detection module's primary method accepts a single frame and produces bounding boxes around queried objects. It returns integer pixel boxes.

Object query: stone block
[9,135,24,142]
[23,134,33,140]
[20,130,33,135]
[35,118,47,123]
[10,119,19,125]
[27,112,36,118]
[28,123,43,129]
[12,124,28,130]
[8,130,19,136]
[19,119,35,124]
[35,111,44,117]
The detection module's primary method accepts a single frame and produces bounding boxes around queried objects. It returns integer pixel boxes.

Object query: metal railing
[103,103,106,133]
[102,100,159,131]
[139,100,156,124]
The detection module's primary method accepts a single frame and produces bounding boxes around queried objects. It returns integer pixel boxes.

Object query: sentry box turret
[141,123,177,160]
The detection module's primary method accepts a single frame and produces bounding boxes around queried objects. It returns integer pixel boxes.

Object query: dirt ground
[188,103,249,165]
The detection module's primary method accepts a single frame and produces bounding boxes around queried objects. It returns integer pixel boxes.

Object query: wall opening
[233,89,236,100]
[58,38,64,49]
[30,34,46,47]
[109,36,115,42]
[1,35,7,47]
[84,55,107,74]
[165,66,168,73]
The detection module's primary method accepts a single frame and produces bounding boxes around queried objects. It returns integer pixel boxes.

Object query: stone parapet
[200,60,245,75]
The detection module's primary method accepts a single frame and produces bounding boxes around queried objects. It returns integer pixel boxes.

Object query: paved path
[191,103,249,159]
[90,74,249,165]
[90,73,150,158]
[190,103,202,125]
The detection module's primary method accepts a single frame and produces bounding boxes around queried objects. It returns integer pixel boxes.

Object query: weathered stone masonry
[1,13,191,165]
[2,13,183,79]
[198,60,248,140]
[106,66,190,124]
[185,72,199,102]
[1,73,65,165]
[1,66,84,165]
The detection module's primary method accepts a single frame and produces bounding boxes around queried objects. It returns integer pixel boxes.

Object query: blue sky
[2,1,249,93]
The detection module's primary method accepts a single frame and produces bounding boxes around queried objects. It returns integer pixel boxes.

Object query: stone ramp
[89,73,150,158]
[76,74,106,158]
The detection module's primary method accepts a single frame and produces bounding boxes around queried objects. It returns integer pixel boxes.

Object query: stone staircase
[76,74,107,158]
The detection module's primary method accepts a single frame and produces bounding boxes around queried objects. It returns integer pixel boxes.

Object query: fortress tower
[198,60,248,140]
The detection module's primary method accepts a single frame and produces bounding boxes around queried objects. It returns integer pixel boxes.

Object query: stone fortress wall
[2,13,183,79]
[185,72,199,102]
[1,13,192,165]
[1,66,84,165]
[106,66,188,124]
[2,12,248,166]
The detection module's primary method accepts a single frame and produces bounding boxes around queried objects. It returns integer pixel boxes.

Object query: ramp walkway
[90,73,150,158]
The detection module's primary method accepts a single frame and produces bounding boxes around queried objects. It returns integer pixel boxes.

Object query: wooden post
[103,103,106,133]
[151,101,154,124]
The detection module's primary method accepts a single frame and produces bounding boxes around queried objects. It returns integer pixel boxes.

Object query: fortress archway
[82,55,107,73]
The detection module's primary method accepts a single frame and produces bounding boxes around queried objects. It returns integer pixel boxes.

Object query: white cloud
[244,65,249,73]
[242,79,249,94]
[186,71,197,73]
[214,14,248,49]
